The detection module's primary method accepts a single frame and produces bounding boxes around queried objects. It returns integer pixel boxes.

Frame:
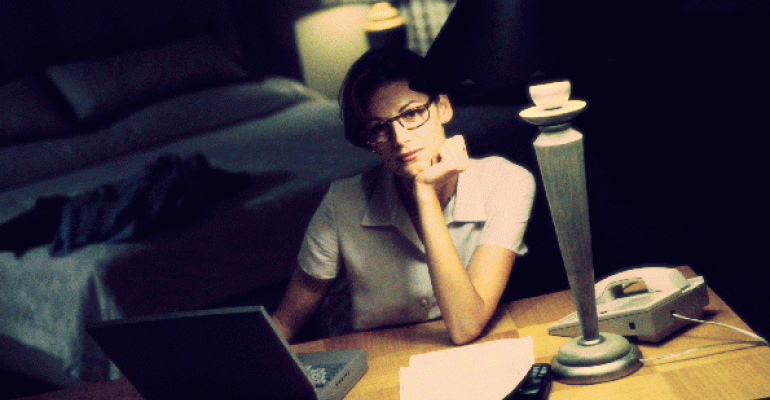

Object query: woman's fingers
[419,135,469,185]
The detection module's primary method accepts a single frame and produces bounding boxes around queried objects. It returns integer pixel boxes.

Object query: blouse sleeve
[480,158,536,254]
[297,184,342,280]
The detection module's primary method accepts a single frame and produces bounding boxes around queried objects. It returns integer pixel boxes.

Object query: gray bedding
[0,77,380,387]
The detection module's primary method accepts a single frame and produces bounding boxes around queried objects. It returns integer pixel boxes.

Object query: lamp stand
[519,82,642,384]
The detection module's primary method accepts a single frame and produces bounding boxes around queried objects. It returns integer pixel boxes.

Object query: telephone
[548,266,709,342]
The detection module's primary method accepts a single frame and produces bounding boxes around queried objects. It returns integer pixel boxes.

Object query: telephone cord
[639,313,769,363]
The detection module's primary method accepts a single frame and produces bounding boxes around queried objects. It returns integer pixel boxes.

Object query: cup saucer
[519,100,586,126]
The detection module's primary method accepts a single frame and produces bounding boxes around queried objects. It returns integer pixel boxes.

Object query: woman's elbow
[448,322,485,345]
[450,333,478,346]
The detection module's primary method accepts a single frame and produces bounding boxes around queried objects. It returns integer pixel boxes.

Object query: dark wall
[0,0,307,84]
[228,0,303,81]
[1,0,246,82]
[572,1,770,338]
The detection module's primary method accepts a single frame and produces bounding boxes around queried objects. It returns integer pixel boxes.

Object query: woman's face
[364,80,453,179]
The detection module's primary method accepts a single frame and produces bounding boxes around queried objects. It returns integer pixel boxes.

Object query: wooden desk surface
[18,266,770,400]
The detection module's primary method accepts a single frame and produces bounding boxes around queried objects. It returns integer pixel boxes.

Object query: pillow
[0,78,315,190]
[45,34,249,125]
[0,76,71,144]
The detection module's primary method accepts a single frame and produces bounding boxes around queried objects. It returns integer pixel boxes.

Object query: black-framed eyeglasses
[363,100,433,147]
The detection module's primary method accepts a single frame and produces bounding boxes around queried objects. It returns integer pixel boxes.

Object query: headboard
[1,0,241,83]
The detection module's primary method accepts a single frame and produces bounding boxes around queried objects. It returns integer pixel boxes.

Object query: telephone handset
[548,266,709,342]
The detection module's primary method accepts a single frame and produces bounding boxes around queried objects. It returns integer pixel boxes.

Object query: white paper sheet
[399,337,535,400]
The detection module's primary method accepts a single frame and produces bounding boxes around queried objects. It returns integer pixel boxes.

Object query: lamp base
[551,332,642,385]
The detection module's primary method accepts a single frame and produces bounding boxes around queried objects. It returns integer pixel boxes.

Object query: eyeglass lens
[366,103,431,144]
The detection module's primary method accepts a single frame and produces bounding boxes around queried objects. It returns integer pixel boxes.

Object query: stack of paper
[399,337,535,400]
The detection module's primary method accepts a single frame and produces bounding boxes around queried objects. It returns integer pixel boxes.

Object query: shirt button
[420,298,429,308]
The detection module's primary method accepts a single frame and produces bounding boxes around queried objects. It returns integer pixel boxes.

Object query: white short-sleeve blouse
[298,156,535,331]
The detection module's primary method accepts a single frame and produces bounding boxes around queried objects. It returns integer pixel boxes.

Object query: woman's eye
[401,109,419,120]
[366,124,389,142]
[373,123,388,133]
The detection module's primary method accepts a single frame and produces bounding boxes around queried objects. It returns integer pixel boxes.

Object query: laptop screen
[87,306,317,400]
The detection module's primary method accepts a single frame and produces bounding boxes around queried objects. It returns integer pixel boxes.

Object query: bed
[0,79,386,383]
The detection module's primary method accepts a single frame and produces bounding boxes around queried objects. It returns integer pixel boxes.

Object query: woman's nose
[390,122,413,146]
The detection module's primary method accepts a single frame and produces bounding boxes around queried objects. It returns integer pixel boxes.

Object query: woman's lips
[399,149,421,163]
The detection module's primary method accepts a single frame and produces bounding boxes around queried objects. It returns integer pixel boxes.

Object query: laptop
[87,305,367,400]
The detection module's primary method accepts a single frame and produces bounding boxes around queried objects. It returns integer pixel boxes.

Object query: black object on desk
[503,363,553,400]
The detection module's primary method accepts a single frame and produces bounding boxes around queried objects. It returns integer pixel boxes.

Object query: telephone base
[551,332,642,385]
[549,268,710,342]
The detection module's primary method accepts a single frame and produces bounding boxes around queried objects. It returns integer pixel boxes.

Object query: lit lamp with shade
[413,0,643,384]
[294,1,406,99]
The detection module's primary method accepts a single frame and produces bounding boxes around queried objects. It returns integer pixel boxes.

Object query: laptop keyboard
[305,363,345,388]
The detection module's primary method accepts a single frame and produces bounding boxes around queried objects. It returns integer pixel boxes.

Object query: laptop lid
[87,305,317,400]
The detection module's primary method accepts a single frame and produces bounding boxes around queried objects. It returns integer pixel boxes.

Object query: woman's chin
[390,166,416,179]
[389,160,426,179]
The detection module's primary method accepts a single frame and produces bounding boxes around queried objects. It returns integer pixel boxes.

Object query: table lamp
[364,2,407,49]
[413,0,643,384]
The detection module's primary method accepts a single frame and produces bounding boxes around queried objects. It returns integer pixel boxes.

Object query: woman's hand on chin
[414,135,469,186]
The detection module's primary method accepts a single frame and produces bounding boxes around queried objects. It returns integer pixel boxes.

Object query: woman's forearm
[413,184,490,345]
[272,267,332,343]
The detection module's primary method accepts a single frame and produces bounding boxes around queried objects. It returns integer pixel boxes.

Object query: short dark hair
[339,47,440,148]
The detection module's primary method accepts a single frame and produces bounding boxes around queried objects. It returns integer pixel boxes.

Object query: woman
[272,47,535,345]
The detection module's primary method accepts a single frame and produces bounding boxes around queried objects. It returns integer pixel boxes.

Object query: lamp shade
[294,4,371,98]
[412,0,585,100]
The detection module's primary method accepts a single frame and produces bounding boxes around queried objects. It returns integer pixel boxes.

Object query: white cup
[529,81,571,110]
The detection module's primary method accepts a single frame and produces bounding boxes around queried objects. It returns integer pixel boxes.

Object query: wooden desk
[18,266,770,400]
